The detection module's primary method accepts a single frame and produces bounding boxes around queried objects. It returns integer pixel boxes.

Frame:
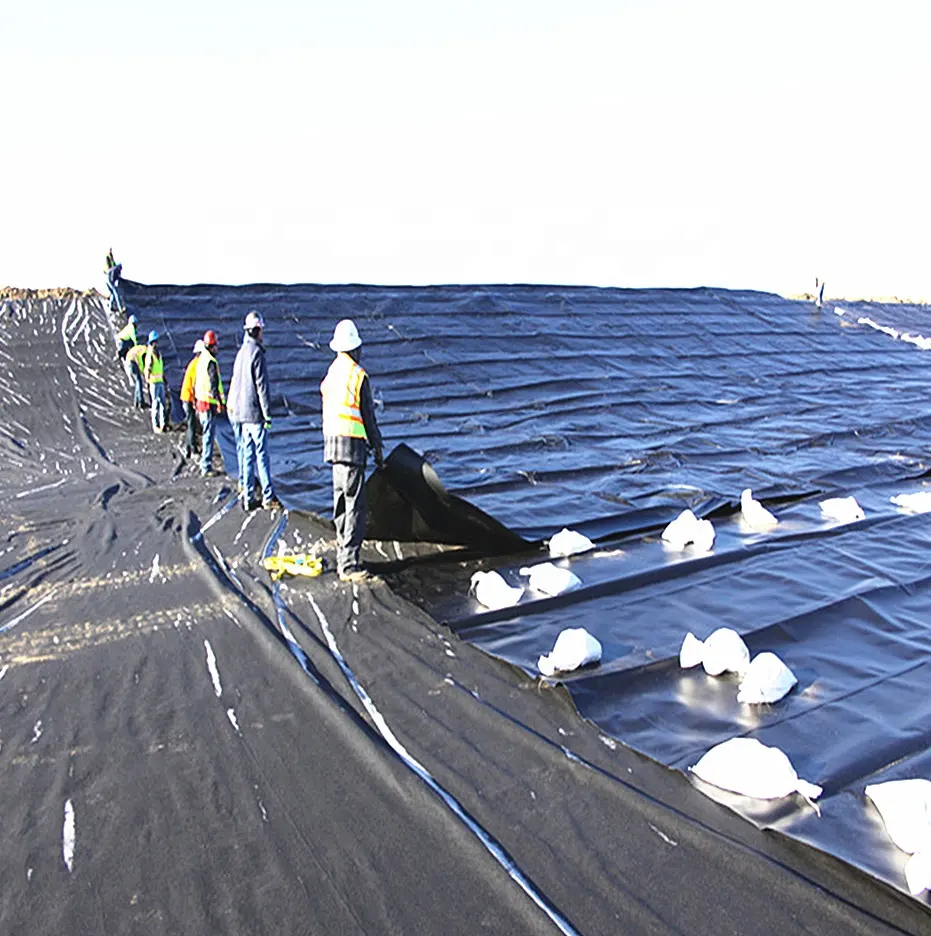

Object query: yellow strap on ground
[262,555,324,580]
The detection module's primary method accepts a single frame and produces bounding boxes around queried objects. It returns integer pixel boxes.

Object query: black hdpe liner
[122,280,931,908]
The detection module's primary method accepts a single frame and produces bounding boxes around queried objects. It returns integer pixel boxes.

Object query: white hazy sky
[2,1,929,297]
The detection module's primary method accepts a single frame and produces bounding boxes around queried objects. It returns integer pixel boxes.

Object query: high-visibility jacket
[195,350,225,407]
[125,343,147,368]
[180,356,199,404]
[145,346,164,383]
[116,321,136,344]
[320,353,368,440]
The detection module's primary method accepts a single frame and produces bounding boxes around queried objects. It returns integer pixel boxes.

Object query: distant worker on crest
[228,311,281,511]
[195,330,225,477]
[815,277,825,309]
[144,330,167,432]
[179,339,205,459]
[320,319,384,584]
[105,248,124,314]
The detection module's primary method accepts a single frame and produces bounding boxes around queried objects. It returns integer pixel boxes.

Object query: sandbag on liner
[548,528,595,558]
[890,491,931,514]
[691,738,822,812]
[865,779,931,895]
[679,627,750,677]
[737,652,797,704]
[538,628,602,677]
[470,570,524,611]
[661,509,715,551]
[519,562,582,597]
[819,495,865,523]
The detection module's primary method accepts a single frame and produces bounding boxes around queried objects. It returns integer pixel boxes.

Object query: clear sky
[2,1,929,297]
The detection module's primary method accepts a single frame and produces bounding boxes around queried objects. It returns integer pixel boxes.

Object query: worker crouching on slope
[144,330,168,432]
[115,313,137,362]
[125,340,148,409]
[179,339,205,459]
[195,330,225,477]
[228,311,281,511]
[320,319,384,584]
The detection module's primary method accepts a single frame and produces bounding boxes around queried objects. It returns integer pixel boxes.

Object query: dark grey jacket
[227,334,270,425]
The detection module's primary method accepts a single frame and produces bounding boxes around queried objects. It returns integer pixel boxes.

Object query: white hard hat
[329,319,362,352]
[244,310,264,330]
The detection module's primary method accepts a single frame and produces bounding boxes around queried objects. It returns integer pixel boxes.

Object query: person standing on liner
[144,330,167,432]
[195,330,225,477]
[179,339,205,459]
[320,319,384,583]
[228,311,281,510]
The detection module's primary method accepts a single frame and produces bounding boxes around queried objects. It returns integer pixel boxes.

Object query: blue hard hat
[148,330,159,342]
[128,314,137,324]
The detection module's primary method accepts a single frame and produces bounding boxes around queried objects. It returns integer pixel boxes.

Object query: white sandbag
[701,627,750,677]
[519,562,582,597]
[819,495,865,523]
[548,528,595,558]
[470,570,524,611]
[865,779,931,895]
[662,509,715,551]
[679,631,705,668]
[891,492,931,514]
[740,488,779,530]
[737,652,797,704]
[905,851,931,897]
[864,779,931,856]
[691,738,822,810]
[538,627,602,677]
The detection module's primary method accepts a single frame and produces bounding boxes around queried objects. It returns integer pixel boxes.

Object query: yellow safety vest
[195,350,225,405]
[117,321,136,344]
[126,344,147,367]
[321,353,367,440]
[145,346,164,383]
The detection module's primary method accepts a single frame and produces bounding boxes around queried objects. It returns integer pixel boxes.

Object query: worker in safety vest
[179,339,205,459]
[320,319,383,583]
[195,329,225,477]
[125,341,148,410]
[144,330,168,432]
[115,313,137,362]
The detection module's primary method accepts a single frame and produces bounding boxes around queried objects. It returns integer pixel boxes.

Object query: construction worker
[179,339,205,458]
[195,329,225,477]
[320,319,384,583]
[115,313,137,362]
[228,311,280,511]
[144,330,167,432]
[105,249,124,313]
[125,341,148,409]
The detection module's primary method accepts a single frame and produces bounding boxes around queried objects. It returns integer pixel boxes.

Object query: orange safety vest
[320,353,367,440]
[180,356,199,403]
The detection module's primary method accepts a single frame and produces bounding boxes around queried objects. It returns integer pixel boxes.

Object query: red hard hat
[203,330,217,346]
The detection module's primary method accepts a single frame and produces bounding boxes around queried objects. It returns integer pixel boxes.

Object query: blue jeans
[130,362,144,408]
[241,422,273,504]
[199,409,216,473]
[151,381,166,431]
[106,279,123,313]
[230,421,244,489]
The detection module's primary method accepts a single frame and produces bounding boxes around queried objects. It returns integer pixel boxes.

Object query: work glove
[264,419,272,430]
[374,447,385,470]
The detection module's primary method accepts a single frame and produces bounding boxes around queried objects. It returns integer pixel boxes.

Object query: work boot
[338,569,371,584]
[262,496,283,511]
